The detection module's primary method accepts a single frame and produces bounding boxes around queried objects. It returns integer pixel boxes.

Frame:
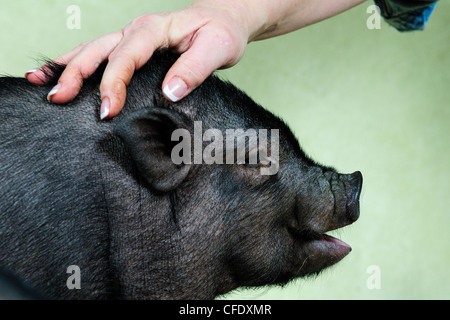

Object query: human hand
[26,1,251,119]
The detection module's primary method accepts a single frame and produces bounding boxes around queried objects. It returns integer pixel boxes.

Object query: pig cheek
[296,190,335,231]
[267,231,308,283]
[230,228,292,286]
[254,228,305,285]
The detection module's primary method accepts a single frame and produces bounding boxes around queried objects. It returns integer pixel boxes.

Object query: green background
[0,0,448,299]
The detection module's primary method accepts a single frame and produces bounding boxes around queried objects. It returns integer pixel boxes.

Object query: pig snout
[341,171,363,223]
[325,170,363,232]
[290,170,363,277]
[319,170,363,233]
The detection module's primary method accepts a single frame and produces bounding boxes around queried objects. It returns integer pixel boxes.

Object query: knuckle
[127,13,166,31]
[101,62,134,92]
[108,44,150,74]
[111,81,127,99]
[66,59,95,80]
[59,68,84,90]
[64,63,84,80]
[76,41,91,50]
[100,77,126,97]
[108,50,135,69]
[133,14,156,27]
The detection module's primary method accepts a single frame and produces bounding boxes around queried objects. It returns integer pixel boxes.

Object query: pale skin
[25,0,367,119]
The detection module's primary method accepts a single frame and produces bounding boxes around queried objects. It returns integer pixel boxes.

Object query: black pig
[0,50,362,299]
[0,268,46,300]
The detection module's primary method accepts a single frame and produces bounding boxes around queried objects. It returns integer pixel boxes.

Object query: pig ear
[115,107,192,192]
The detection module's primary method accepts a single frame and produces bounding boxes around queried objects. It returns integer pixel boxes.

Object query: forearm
[192,0,368,42]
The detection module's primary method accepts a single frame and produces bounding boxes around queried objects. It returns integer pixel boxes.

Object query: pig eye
[232,146,279,181]
[238,154,269,170]
[242,148,277,169]
[235,161,277,183]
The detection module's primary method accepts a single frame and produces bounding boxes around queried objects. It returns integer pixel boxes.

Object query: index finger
[99,25,166,118]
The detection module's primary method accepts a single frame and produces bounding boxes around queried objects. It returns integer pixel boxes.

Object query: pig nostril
[343,171,363,222]
[351,171,363,202]
[343,172,362,198]
[341,171,363,202]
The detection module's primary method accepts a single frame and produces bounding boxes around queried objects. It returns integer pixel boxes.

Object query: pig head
[0,50,362,299]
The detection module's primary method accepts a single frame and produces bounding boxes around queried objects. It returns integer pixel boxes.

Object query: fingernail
[163,77,187,102]
[47,83,61,101]
[24,68,38,79]
[100,97,110,120]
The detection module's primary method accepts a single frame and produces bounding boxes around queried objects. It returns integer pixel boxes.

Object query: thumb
[162,28,243,102]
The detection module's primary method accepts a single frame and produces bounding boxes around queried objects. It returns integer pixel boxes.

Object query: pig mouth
[290,228,353,276]
[294,229,351,253]
[310,233,349,248]
[307,232,351,255]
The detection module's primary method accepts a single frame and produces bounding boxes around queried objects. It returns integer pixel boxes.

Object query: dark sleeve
[373,0,439,31]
